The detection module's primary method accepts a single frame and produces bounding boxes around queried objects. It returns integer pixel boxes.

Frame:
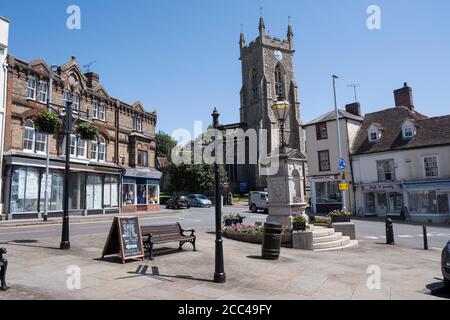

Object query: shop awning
[124,168,162,181]
[404,180,450,190]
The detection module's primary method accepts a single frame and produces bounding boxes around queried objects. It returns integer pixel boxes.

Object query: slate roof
[352,106,450,155]
[303,109,364,127]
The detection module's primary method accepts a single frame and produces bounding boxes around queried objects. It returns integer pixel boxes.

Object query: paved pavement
[0,229,448,300]
[1,207,449,250]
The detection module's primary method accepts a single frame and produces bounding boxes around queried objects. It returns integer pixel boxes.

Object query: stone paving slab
[0,231,448,300]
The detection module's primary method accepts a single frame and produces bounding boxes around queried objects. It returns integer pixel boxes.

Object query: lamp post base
[60,241,70,250]
[214,273,226,284]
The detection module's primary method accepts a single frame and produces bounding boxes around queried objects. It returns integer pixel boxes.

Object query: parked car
[187,194,212,208]
[248,191,268,213]
[442,241,450,289]
[165,195,191,210]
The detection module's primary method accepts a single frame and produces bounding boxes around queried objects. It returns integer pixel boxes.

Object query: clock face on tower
[274,50,283,62]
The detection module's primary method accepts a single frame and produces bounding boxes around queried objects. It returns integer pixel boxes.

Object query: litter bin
[262,222,282,260]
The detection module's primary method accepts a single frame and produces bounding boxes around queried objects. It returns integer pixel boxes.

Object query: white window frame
[99,102,106,121]
[90,137,98,160]
[403,126,414,139]
[64,90,72,109]
[66,134,87,159]
[72,93,80,111]
[422,155,439,178]
[27,76,36,100]
[23,120,35,152]
[134,116,142,132]
[98,136,106,161]
[369,130,379,142]
[92,100,99,119]
[38,80,48,103]
[34,132,47,154]
[77,137,87,158]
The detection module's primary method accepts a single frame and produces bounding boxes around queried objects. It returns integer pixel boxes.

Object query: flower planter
[331,216,351,223]
[33,111,61,135]
[292,222,306,231]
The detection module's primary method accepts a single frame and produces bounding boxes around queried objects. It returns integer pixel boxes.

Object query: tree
[156,131,177,159]
[165,162,227,196]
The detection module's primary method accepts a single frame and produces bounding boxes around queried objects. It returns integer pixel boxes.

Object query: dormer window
[402,120,416,139]
[368,124,382,143]
[369,130,379,142]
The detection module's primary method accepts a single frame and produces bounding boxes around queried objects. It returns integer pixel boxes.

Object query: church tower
[237,16,304,191]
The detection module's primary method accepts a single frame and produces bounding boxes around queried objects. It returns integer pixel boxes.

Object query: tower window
[274,64,284,100]
[250,69,258,100]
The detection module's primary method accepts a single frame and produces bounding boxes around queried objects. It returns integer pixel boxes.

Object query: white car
[249,191,269,213]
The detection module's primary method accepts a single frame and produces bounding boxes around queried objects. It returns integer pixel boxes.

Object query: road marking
[398,235,414,238]
[364,236,379,240]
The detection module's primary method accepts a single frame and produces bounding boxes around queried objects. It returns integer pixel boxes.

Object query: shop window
[148,185,159,204]
[388,192,404,213]
[437,193,450,214]
[318,150,330,172]
[365,193,375,213]
[10,167,40,213]
[39,170,64,212]
[86,175,103,209]
[316,181,341,204]
[316,122,328,140]
[423,156,439,178]
[104,176,119,208]
[69,172,86,210]
[408,191,438,214]
[377,160,395,182]
[123,184,135,205]
[137,184,147,204]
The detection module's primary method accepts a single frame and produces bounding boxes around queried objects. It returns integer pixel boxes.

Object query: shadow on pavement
[0,240,61,250]
[426,281,450,299]
[116,265,214,284]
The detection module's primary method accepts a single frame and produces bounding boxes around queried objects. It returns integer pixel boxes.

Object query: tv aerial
[347,84,360,102]
[83,60,97,73]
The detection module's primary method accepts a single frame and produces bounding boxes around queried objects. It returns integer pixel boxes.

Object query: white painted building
[0,17,9,215]
[303,103,364,213]
[352,83,450,224]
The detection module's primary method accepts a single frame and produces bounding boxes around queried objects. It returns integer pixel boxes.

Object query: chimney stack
[85,72,99,89]
[394,82,414,111]
[345,102,361,116]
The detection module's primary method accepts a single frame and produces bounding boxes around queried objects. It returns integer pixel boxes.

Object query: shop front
[122,168,161,212]
[404,180,450,224]
[310,175,343,214]
[359,182,404,218]
[3,153,121,220]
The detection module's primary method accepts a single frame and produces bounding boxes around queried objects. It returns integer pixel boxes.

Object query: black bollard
[423,226,429,250]
[0,248,8,291]
[385,218,395,245]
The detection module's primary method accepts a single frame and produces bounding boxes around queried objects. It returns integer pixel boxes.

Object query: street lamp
[271,99,290,152]
[332,75,349,210]
[211,108,226,284]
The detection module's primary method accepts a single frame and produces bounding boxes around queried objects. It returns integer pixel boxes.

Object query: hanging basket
[33,110,61,135]
[75,122,99,140]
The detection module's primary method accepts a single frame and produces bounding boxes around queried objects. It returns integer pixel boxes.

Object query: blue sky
[2,0,450,135]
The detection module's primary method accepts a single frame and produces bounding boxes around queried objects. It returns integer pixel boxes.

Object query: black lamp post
[271,99,290,152]
[60,99,73,250]
[211,108,226,283]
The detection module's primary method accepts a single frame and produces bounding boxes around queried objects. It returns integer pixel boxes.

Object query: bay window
[137,150,148,167]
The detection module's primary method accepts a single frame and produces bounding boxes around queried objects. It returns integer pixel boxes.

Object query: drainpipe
[0,58,8,214]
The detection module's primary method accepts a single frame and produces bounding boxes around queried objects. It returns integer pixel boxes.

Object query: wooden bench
[140,223,196,260]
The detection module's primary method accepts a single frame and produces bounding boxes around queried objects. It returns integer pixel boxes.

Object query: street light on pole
[332,75,348,210]
[271,99,290,153]
[211,108,226,283]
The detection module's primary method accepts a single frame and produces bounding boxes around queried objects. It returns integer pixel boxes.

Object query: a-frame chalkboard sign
[102,216,145,264]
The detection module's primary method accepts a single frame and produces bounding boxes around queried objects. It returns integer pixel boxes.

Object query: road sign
[339,183,349,191]
[338,158,346,171]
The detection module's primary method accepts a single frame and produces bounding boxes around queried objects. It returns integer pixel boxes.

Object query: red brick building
[2,55,161,220]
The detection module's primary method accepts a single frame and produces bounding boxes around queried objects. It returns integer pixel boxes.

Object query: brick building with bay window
[1,55,161,220]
